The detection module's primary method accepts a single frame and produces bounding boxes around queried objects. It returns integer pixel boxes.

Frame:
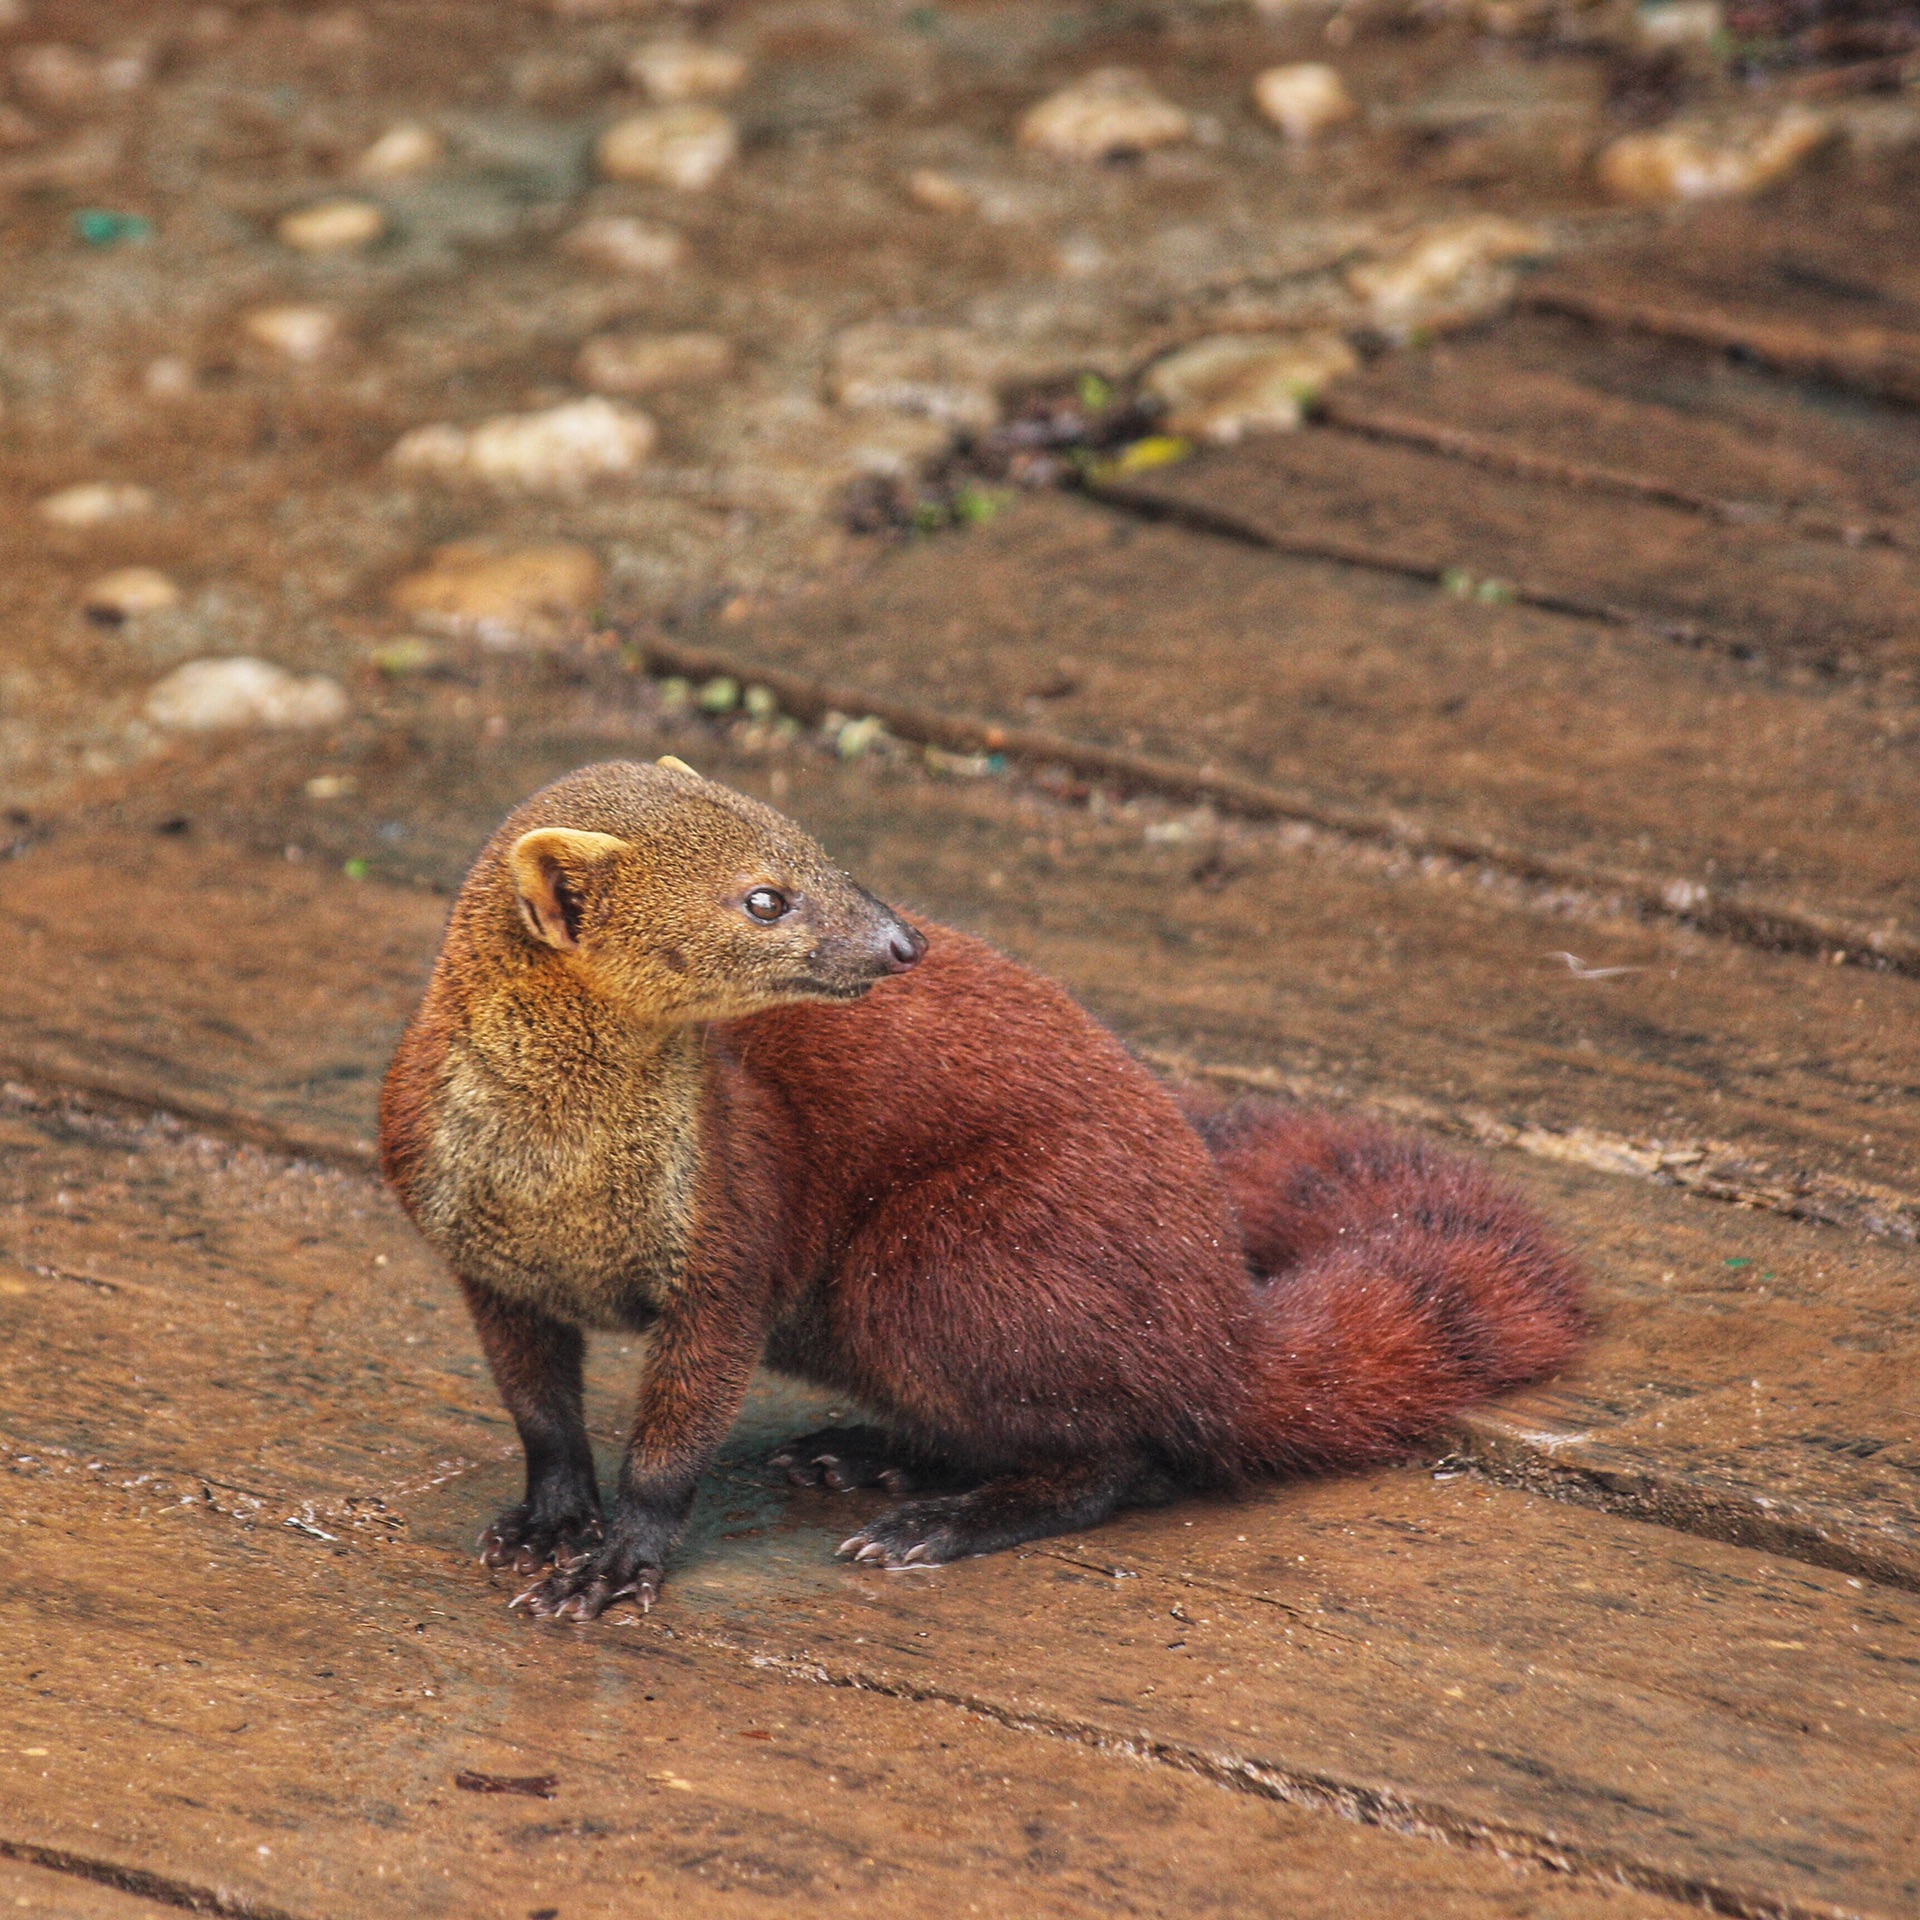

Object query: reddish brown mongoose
[381,758,1583,1620]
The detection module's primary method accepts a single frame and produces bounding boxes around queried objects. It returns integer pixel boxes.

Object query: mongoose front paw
[768,1424,916,1493]
[510,1542,664,1622]
[478,1502,604,1577]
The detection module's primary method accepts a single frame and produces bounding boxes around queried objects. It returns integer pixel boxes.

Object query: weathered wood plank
[0,1477,1691,1920]
[41,709,1919,1210]
[1103,414,1920,680]
[1322,312,1920,542]
[716,492,1920,944]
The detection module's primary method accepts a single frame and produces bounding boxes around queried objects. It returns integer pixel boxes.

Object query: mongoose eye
[743,886,789,922]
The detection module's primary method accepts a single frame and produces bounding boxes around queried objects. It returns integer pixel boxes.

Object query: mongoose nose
[885,923,928,973]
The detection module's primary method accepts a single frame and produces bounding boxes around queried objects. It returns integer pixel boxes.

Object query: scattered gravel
[276,198,388,253]
[1017,69,1192,162]
[626,41,749,102]
[145,658,349,732]
[597,104,738,189]
[388,397,657,492]
[388,540,605,648]
[576,330,734,394]
[38,481,153,527]
[82,567,179,620]
[561,213,686,273]
[1597,108,1832,203]
[1143,332,1359,441]
[1253,64,1357,142]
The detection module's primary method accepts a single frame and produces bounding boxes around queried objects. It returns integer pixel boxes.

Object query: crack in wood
[0,1839,307,1920]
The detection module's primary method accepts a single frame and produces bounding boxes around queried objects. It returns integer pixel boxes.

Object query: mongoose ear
[508,829,629,951]
[656,755,700,777]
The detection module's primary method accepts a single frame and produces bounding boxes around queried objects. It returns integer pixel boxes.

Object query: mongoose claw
[772,1426,915,1492]
[513,1549,664,1622]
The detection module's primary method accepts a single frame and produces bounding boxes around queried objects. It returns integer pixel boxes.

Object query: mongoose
[381,758,1583,1620]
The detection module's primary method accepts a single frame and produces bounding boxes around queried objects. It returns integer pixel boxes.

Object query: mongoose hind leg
[768,1424,951,1494]
[838,1454,1154,1569]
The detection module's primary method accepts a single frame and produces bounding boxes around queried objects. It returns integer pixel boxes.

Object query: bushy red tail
[1185,1098,1586,1476]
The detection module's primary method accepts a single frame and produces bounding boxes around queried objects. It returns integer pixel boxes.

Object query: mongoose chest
[411,1039,704,1330]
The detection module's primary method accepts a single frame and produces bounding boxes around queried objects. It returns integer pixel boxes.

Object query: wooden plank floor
[7,171,1920,1920]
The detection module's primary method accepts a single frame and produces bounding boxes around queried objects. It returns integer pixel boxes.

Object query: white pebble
[389,397,656,493]
[354,121,444,180]
[1347,216,1549,342]
[561,213,686,273]
[626,41,748,102]
[598,105,738,189]
[1598,108,1830,204]
[1017,69,1191,162]
[1253,64,1356,142]
[1636,0,1724,44]
[1144,332,1357,441]
[388,541,605,648]
[83,567,178,620]
[146,658,349,732]
[576,330,733,394]
[242,303,343,361]
[276,197,387,253]
[143,356,195,400]
[38,481,154,527]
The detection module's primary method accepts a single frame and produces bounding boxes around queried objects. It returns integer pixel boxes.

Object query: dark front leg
[517,1278,771,1621]
[460,1278,603,1577]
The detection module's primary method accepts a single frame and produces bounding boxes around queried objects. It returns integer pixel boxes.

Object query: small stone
[1142,332,1358,441]
[576,330,733,394]
[597,105,738,189]
[828,322,1005,430]
[1346,215,1549,343]
[242,303,344,361]
[561,213,686,273]
[1017,69,1191,162]
[1597,108,1830,204]
[38,481,153,527]
[354,121,443,180]
[1252,63,1356,142]
[388,540,605,649]
[388,397,656,493]
[1635,0,1724,44]
[626,41,749,102]
[277,197,387,252]
[82,566,178,621]
[905,168,976,213]
[145,657,349,731]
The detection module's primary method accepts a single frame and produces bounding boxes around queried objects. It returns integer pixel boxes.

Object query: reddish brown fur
[381,761,1584,1617]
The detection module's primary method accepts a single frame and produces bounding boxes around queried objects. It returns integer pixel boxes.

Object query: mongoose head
[463,758,926,1024]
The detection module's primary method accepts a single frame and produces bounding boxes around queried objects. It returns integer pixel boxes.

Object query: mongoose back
[381,758,1584,1619]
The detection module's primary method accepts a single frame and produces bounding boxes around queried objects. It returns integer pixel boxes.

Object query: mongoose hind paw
[769,1424,917,1493]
